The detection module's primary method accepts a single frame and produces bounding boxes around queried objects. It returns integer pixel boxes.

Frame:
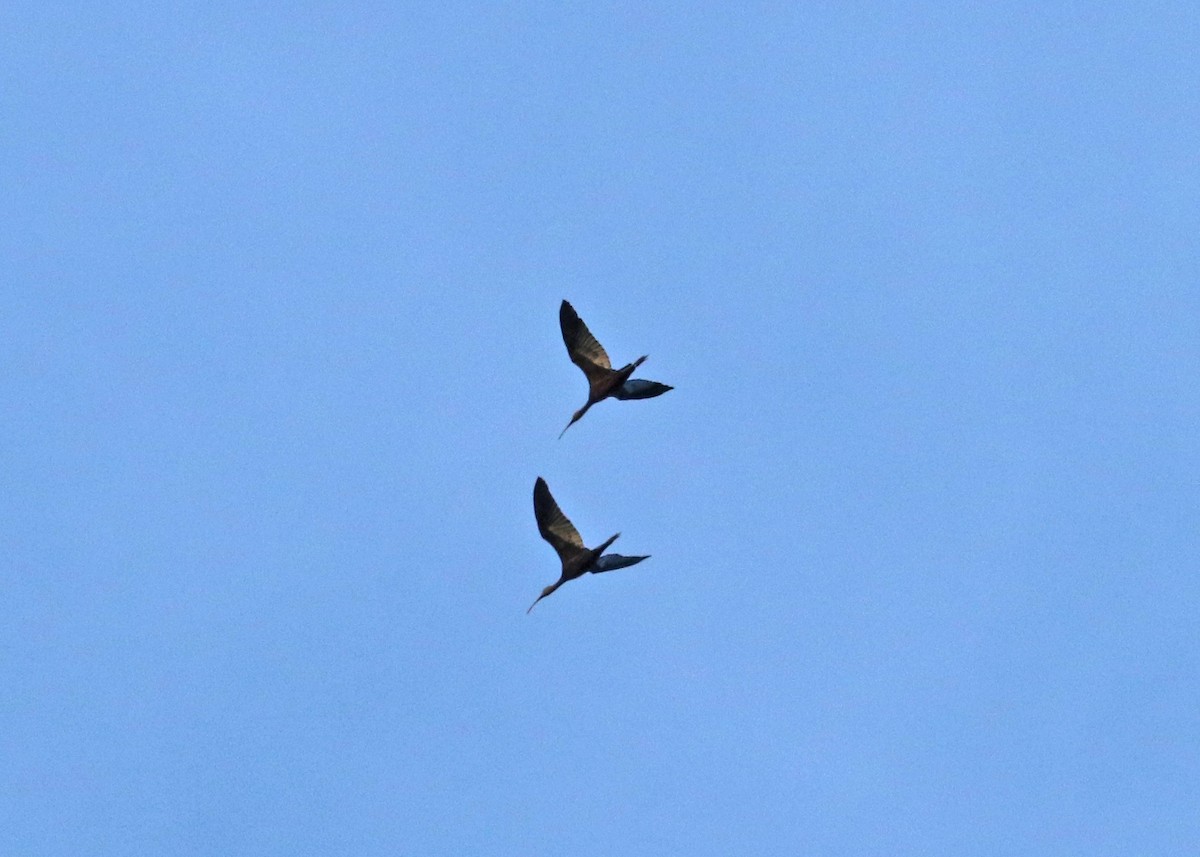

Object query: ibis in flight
[557,300,672,438]
[528,477,648,613]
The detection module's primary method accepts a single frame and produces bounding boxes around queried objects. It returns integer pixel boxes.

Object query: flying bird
[528,477,648,613]
[557,300,672,438]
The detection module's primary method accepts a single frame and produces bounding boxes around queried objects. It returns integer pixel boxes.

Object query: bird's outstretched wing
[533,477,585,563]
[560,300,612,383]
[613,379,673,400]
[592,553,649,573]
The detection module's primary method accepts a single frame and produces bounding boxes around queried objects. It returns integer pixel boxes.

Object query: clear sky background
[3,3,1198,855]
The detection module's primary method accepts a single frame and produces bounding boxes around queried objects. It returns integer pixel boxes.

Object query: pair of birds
[528,301,672,613]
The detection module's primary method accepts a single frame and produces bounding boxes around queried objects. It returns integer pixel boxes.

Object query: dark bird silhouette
[528,477,648,613]
[557,300,672,438]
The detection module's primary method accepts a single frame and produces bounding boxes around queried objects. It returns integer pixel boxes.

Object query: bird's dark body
[562,533,619,582]
[588,358,643,405]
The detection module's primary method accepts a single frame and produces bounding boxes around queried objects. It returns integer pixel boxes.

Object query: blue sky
[3,3,1198,854]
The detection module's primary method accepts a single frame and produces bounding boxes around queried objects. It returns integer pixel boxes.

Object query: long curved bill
[527,582,561,613]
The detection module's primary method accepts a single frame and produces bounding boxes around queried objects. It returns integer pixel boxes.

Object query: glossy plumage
[557,300,672,437]
[528,477,649,613]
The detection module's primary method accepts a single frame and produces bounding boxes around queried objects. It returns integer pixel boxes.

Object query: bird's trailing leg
[593,532,620,556]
